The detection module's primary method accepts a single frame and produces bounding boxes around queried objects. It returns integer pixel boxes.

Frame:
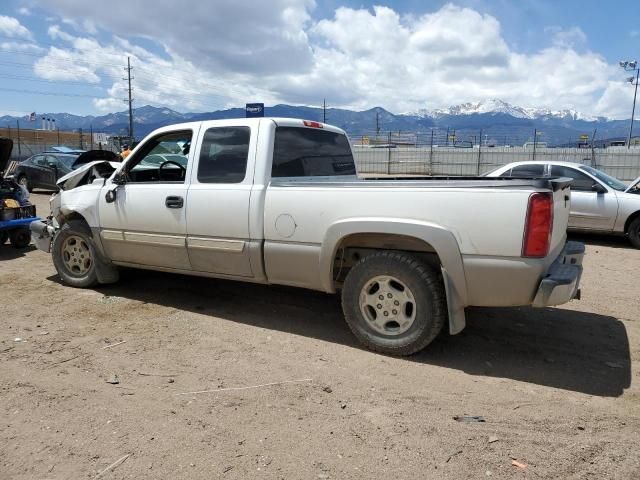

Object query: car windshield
[579,165,628,191]
[58,155,77,169]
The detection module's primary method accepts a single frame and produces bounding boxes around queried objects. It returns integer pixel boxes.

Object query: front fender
[320,218,468,334]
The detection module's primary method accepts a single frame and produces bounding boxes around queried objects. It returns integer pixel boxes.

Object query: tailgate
[549,178,572,256]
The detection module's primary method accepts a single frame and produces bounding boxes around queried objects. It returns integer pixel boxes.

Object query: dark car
[13,149,119,191]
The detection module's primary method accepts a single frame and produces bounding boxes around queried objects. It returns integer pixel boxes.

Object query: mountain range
[0,99,634,146]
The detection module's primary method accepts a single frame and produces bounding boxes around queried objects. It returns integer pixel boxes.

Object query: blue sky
[0,0,638,119]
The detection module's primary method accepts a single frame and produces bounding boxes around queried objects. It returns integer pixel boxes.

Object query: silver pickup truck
[31,118,584,355]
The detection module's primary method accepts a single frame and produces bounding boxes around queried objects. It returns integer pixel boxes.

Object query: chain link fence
[0,127,118,163]
[352,132,640,181]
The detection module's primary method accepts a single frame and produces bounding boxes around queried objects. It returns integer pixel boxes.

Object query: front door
[41,155,60,188]
[185,124,256,277]
[551,165,618,231]
[98,129,196,270]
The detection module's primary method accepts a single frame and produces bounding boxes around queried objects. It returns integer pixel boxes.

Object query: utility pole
[323,98,326,123]
[375,110,380,137]
[57,127,60,146]
[90,124,94,150]
[125,56,134,143]
[532,128,537,161]
[16,120,21,159]
[79,128,83,150]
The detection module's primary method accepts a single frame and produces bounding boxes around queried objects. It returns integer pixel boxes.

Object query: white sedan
[485,161,640,248]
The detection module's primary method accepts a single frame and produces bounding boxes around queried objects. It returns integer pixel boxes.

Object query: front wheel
[341,251,447,356]
[52,221,99,287]
[628,216,640,249]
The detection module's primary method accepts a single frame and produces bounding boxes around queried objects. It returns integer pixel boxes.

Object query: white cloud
[0,15,33,39]
[0,41,44,52]
[34,0,316,75]
[27,2,632,118]
[18,7,31,16]
[545,26,587,48]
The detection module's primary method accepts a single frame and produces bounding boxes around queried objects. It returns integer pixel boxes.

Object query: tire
[9,227,31,248]
[628,216,640,249]
[17,174,32,192]
[52,220,99,288]
[341,251,447,356]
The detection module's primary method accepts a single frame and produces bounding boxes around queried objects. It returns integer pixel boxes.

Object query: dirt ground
[1,192,639,479]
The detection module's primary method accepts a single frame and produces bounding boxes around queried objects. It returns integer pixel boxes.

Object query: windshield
[579,165,628,191]
[58,155,77,169]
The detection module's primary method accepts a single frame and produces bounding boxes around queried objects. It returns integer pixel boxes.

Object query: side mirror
[591,182,607,194]
[105,189,117,203]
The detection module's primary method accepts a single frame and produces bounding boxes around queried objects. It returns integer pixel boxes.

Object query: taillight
[522,192,553,257]
[303,120,323,128]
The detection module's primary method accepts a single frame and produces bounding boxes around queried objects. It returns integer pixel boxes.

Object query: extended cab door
[98,128,196,270]
[185,122,256,277]
[550,165,617,231]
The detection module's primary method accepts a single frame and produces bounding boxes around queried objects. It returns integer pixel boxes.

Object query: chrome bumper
[532,241,584,307]
[30,220,55,253]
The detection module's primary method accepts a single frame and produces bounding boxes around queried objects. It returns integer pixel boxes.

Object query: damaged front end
[30,159,120,253]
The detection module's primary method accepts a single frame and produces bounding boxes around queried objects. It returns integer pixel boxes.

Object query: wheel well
[60,211,90,229]
[332,233,442,286]
[624,211,640,234]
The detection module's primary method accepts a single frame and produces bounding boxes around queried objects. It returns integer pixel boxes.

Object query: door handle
[165,196,184,208]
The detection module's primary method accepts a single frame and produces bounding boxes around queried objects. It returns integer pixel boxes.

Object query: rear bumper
[30,219,55,253]
[532,241,584,307]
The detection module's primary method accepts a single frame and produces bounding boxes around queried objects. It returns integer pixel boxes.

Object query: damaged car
[31,118,584,356]
[13,149,119,192]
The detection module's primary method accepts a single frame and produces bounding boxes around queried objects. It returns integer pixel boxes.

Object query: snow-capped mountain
[410,99,608,122]
[0,102,631,145]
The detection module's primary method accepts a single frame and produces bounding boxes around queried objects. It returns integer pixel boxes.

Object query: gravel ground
[1,193,639,479]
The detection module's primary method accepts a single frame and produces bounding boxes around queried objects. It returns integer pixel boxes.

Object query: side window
[503,164,545,177]
[127,131,192,183]
[45,155,58,167]
[272,127,356,177]
[551,165,594,191]
[33,155,46,166]
[197,127,250,183]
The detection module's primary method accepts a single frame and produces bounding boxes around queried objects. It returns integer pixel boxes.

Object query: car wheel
[17,174,32,192]
[341,251,447,356]
[52,220,99,288]
[9,227,31,248]
[628,216,640,249]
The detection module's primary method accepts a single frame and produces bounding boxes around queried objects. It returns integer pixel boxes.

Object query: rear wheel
[628,216,640,249]
[341,251,447,356]
[9,227,31,248]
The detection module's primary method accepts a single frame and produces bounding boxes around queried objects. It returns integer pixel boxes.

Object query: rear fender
[321,218,468,334]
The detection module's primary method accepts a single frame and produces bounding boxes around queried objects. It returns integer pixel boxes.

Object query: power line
[0,87,107,99]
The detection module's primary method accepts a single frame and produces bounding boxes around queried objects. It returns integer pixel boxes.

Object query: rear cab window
[272,126,356,177]
[502,164,546,177]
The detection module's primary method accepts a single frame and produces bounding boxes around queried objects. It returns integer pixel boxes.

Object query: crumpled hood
[72,149,118,169]
[625,175,640,193]
[57,160,121,190]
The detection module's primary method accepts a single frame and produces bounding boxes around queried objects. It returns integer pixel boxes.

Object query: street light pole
[628,68,639,148]
[620,60,639,149]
